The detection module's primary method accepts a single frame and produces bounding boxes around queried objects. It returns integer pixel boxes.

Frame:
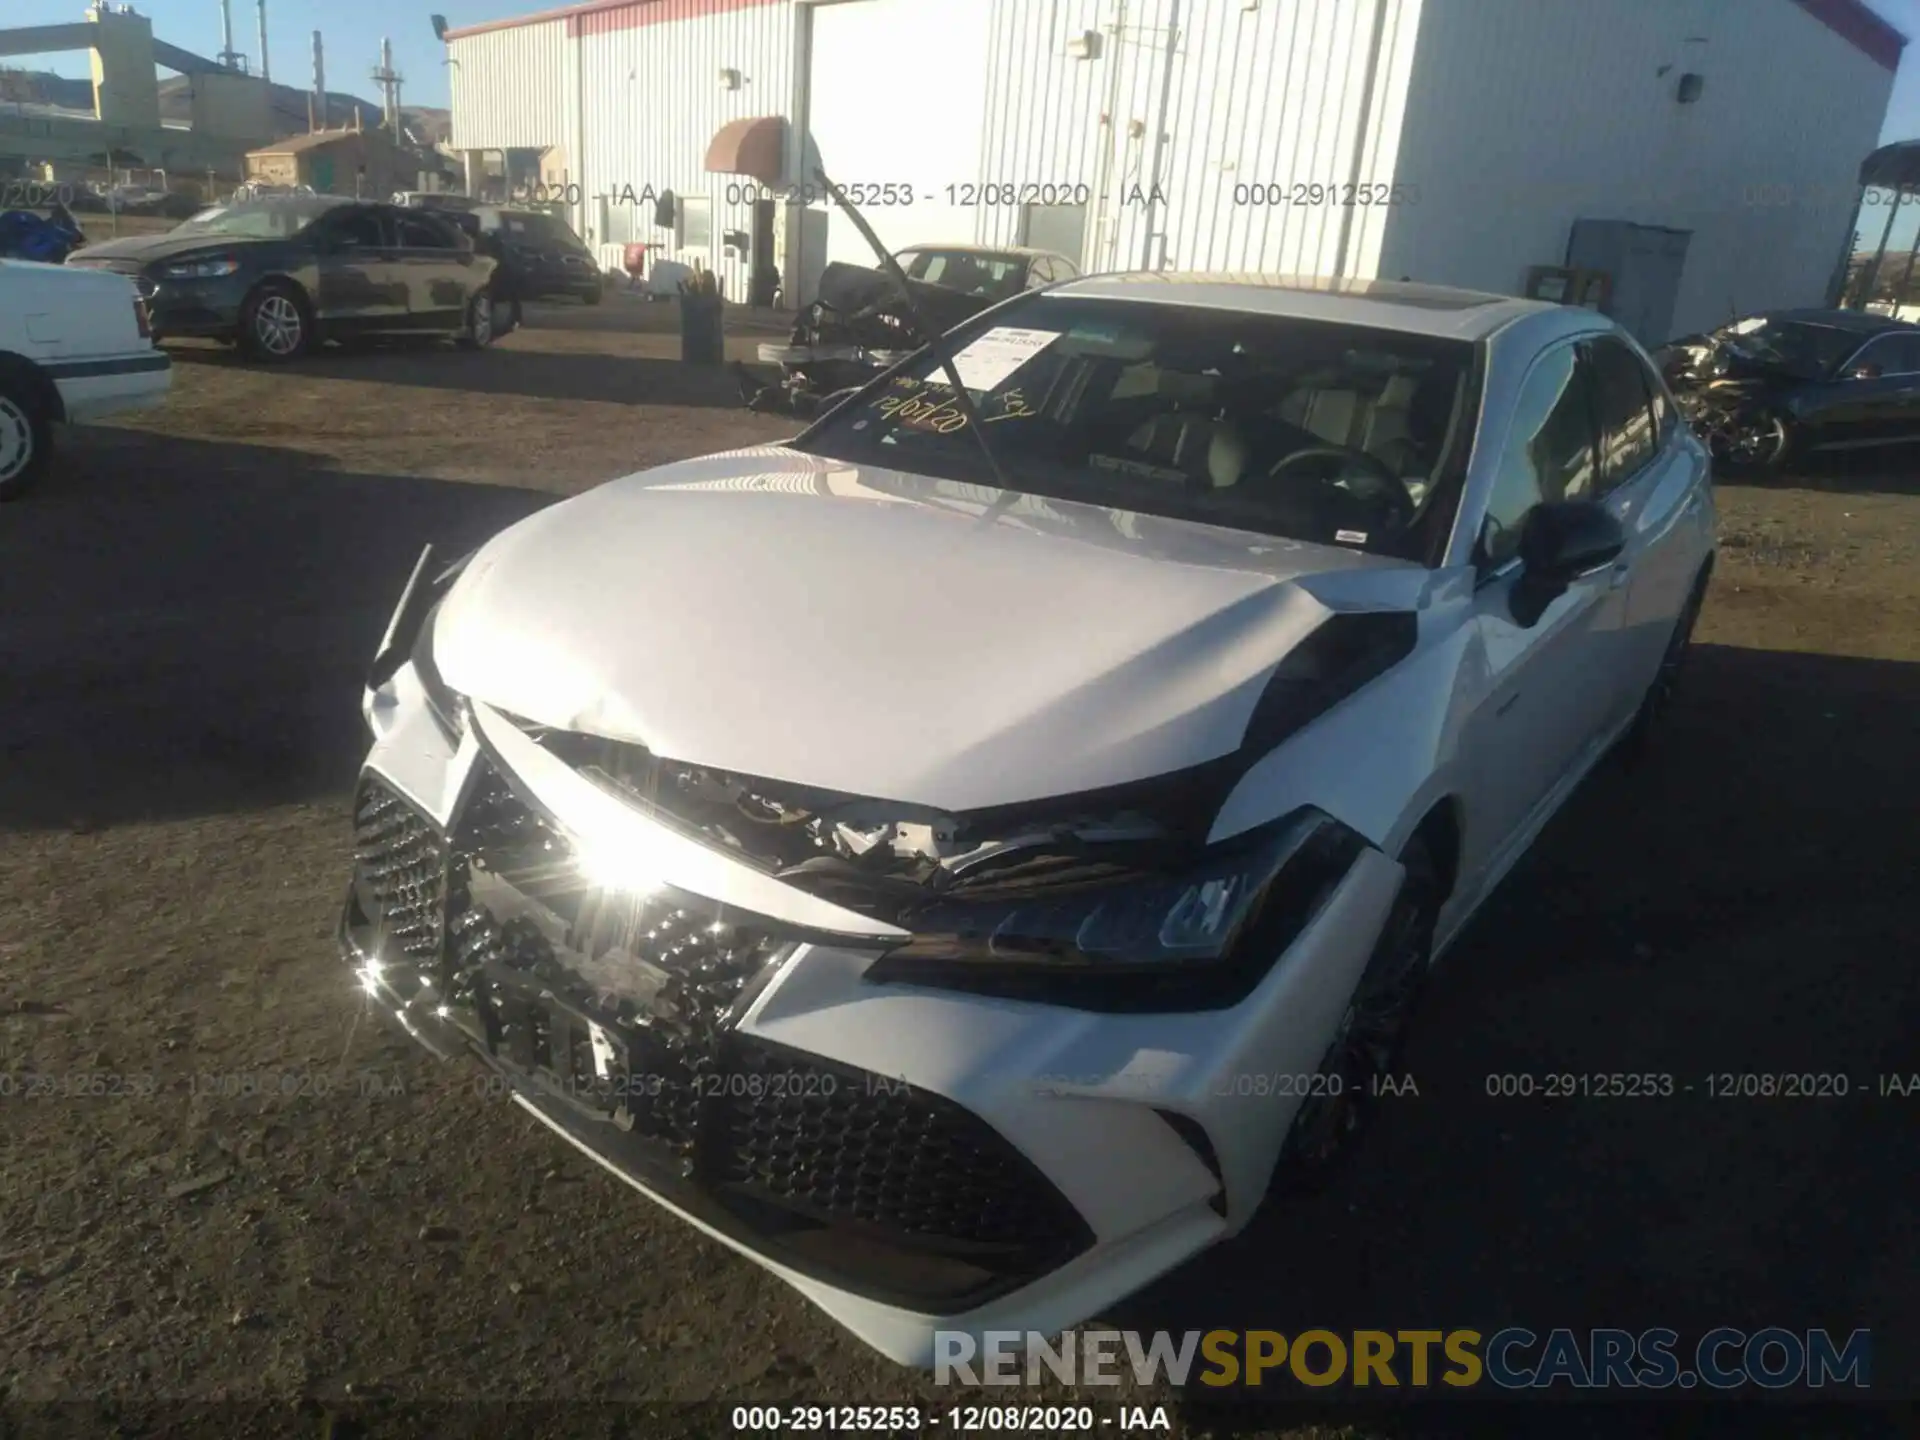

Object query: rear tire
[0,373,54,502]
[456,291,495,350]
[239,281,312,361]
[1273,838,1439,1191]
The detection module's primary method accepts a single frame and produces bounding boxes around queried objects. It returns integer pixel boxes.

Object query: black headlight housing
[864,807,1370,1013]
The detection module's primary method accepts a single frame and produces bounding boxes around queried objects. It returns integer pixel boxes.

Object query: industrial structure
[0,5,271,177]
[1,5,444,194]
[444,0,1903,337]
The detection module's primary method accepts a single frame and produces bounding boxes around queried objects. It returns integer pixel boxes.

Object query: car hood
[431,446,1424,811]
[69,232,267,265]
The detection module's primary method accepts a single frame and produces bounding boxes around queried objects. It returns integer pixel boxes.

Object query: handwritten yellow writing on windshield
[873,385,1037,433]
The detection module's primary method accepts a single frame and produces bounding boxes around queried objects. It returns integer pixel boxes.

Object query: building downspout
[1138,0,1179,271]
[1089,0,1127,273]
[1331,0,1392,280]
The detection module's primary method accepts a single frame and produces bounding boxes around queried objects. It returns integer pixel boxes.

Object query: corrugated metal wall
[446,0,1893,321]
[575,0,797,293]
[449,20,571,151]
[971,0,1417,277]
[1378,0,1898,338]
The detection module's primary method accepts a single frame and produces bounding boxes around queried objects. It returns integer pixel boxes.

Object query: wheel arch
[0,350,65,423]
[1404,795,1463,902]
[244,272,316,316]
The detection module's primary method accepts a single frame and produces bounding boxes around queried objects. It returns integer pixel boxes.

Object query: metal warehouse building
[446,0,1903,341]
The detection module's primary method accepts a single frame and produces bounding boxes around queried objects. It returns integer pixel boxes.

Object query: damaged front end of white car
[342,461,1431,1365]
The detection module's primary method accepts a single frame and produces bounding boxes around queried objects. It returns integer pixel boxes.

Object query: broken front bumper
[347,658,1403,1365]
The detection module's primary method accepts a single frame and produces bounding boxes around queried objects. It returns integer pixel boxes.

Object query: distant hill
[0,69,93,112]
[3,67,446,148]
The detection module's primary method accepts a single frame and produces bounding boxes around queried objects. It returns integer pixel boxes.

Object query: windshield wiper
[812,166,1012,493]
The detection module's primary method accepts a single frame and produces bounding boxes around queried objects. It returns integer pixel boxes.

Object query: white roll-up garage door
[805,0,993,266]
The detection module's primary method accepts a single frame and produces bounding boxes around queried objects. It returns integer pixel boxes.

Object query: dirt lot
[1,306,1916,1438]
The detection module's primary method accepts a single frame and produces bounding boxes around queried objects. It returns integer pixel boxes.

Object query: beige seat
[1363,374,1421,468]
[1278,386,1365,447]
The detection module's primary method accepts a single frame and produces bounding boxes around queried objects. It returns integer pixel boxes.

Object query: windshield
[173,197,345,239]
[1714,319,1859,379]
[794,295,1478,558]
[895,249,1029,301]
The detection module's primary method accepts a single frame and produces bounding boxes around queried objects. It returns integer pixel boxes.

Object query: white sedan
[0,258,171,500]
[344,274,1715,1365]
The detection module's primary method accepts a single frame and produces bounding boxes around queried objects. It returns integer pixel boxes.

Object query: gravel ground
[1,311,1915,1439]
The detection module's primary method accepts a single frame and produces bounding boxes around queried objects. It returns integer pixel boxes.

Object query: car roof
[1744,307,1917,334]
[897,244,1063,261]
[1046,272,1563,340]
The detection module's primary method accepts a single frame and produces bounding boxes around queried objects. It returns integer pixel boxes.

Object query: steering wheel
[1265,445,1414,526]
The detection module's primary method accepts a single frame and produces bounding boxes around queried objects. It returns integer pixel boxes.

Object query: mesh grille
[351,757,1090,1275]
[712,1041,1089,1253]
[351,779,447,960]
[446,762,783,1172]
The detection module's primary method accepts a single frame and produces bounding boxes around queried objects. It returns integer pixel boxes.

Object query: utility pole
[257,0,270,83]
[371,38,404,134]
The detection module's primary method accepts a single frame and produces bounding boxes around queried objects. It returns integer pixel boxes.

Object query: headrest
[1208,424,1250,489]
[1378,374,1420,405]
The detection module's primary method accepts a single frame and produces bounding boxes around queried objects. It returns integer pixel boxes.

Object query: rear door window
[395,213,459,249]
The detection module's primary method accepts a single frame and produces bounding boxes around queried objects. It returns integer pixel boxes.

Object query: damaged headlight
[867,807,1368,1012]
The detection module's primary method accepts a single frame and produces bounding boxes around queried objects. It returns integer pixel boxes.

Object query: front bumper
[348,661,1402,1364]
[145,275,250,339]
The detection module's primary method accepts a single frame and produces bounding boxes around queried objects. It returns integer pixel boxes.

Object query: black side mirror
[1510,499,1625,626]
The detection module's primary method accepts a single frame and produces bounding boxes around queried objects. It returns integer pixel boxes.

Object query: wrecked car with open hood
[1655,307,1920,472]
[739,245,1076,417]
[345,272,1716,1366]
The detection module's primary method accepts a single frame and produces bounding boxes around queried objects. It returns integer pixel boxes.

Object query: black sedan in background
[469,207,603,305]
[1658,307,1920,470]
[67,195,499,361]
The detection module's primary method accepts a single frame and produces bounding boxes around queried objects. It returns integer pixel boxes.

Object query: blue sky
[10,0,1920,243]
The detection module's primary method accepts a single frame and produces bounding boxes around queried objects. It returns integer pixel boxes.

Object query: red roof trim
[443,0,780,42]
[449,0,1904,70]
[1792,0,1906,72]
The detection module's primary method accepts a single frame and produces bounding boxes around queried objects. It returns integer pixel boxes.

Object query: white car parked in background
[0,258,171,500]
[345,274,1715,1365]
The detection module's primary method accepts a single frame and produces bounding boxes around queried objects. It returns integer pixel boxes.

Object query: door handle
[1609,560,1632,590]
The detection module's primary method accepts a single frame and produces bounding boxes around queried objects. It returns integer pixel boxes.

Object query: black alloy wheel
[1276,839,1439,1187]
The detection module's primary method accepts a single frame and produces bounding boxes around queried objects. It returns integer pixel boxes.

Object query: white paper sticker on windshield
[947,327,1061,391]
[1335,529,1369,545]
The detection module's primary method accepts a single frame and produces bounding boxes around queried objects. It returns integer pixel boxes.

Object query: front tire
[1702,399,1794,474]
[1275,839,1439,1187]
[581,283,603,306]
[239,281,312,361]
[0,374,54,502]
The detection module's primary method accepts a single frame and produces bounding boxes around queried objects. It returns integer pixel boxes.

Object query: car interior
[835,323,1470,549]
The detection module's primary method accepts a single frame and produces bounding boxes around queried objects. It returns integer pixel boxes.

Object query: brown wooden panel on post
[705,116,786,188]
